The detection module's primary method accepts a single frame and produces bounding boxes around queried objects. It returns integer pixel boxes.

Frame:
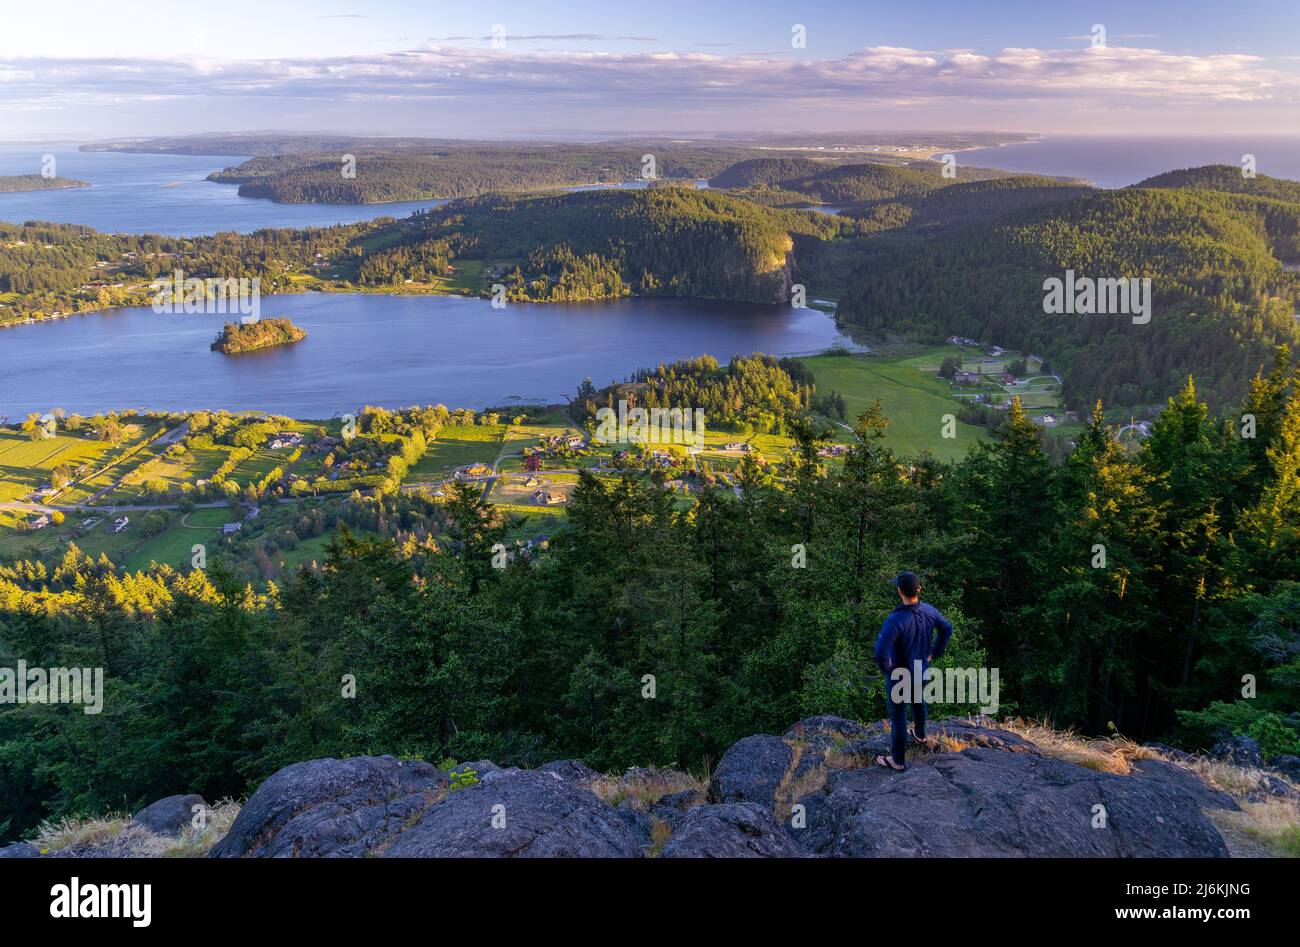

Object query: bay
[0,293,860,417]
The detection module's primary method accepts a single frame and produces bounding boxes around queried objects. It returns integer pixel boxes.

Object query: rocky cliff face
[8,716,1285,859]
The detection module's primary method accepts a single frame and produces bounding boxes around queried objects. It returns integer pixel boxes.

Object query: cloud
[427,33,660,43]
[1,42,1296,135]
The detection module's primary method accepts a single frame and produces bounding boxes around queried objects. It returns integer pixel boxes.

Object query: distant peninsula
[211,317,307,355]
[0,174,90,193]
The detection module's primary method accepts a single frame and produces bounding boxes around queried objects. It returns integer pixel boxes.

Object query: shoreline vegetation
[0,174,90,193]
[210,317,306,354]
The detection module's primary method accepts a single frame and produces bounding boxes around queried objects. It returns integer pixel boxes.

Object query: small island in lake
[211,317,307,355]
[0,174,91,193]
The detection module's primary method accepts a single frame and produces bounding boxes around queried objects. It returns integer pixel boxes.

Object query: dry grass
[34,814,132,853]
[1211,798,1300,857]
[586,769,705,813]
[31,798,242,858]
[998,718,1159,775]
[647,818,673,857]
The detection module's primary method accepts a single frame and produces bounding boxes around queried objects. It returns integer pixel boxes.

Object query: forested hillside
[1137,164,1300,204]
[837,181,1300,409]
[358,188,851,303]
[207,143,798,204]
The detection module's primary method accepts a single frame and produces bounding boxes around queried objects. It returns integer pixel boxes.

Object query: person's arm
[930,607,954,662]
[874,617,896,676]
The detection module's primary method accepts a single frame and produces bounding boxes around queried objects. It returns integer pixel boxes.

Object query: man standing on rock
[873,571,954,772]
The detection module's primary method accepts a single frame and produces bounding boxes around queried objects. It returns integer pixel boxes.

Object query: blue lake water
[0,145,449,236]
[957,135,1300,188]
[0,293,859,417]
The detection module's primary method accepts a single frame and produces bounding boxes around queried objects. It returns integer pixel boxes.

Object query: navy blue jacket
[874,602,954,679]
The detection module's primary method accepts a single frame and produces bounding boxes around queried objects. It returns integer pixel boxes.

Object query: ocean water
[0,144,448,236]
[957,135,1300,188]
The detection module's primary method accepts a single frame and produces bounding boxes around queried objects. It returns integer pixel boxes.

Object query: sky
[1,0,1298,140]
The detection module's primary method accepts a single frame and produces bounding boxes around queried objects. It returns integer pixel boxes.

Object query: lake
[957,135,1300,188]
[0,145,449,236]
[0,293,860,417]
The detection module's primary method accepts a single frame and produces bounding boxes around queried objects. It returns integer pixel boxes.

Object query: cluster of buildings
[947,336,1007,357]
[267,431,305,450]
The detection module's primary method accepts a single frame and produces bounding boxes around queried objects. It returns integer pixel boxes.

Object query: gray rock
[1212,735,1263,768]
[0,842,40,858]
[660,802,802,858]
[538,759,599,783]
[209,756,446,858]
[131,793,207,837]
[708,733,792,807]
[1129,759,1237,811]
[445,759,500,777]
[648,788,706,828]
[383,769,647,857]
[794,746,1229,857]
[1268,754,1300,782]
[1143,741,1194,763]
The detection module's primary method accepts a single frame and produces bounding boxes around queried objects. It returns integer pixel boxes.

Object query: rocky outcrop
[210,756,446,858]
[131,794,207,838]
[1212,735,1263,768]
[0,842,40,858]
[660,803,800,858]
[13,716,1264,859]
[383,768,647,858]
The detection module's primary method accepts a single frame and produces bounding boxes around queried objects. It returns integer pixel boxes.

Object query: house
[989,346,1006,356]
[222,523,242,535]
[532,488,563,506]
[457,462,492,479]
[112,516,130,533]
[79,518,97,529]
[564,434,588,450]
[524,452,541,472]
[29,514,50,530]
[954,371,981,384]
[723,441,751,452]
[817,444,849,457]
[1001,373,1017,385]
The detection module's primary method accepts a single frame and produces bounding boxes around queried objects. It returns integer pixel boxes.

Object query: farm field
[799,346,1003,462]
[408,424,507,478]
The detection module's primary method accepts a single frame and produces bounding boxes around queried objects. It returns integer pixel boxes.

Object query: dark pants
[887,697,927,767]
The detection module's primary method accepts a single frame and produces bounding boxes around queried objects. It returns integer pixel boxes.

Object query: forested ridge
[358,188,851,303]
[836,180,1300,410]
[2,346,1297,842]
[207,143,804,204]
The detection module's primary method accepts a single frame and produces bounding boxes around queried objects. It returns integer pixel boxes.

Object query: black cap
[894,571,921,597]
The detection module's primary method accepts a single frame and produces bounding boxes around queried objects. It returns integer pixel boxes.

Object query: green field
[0,423,166,502]
[798,347,991,462]
[409,424,506,478]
